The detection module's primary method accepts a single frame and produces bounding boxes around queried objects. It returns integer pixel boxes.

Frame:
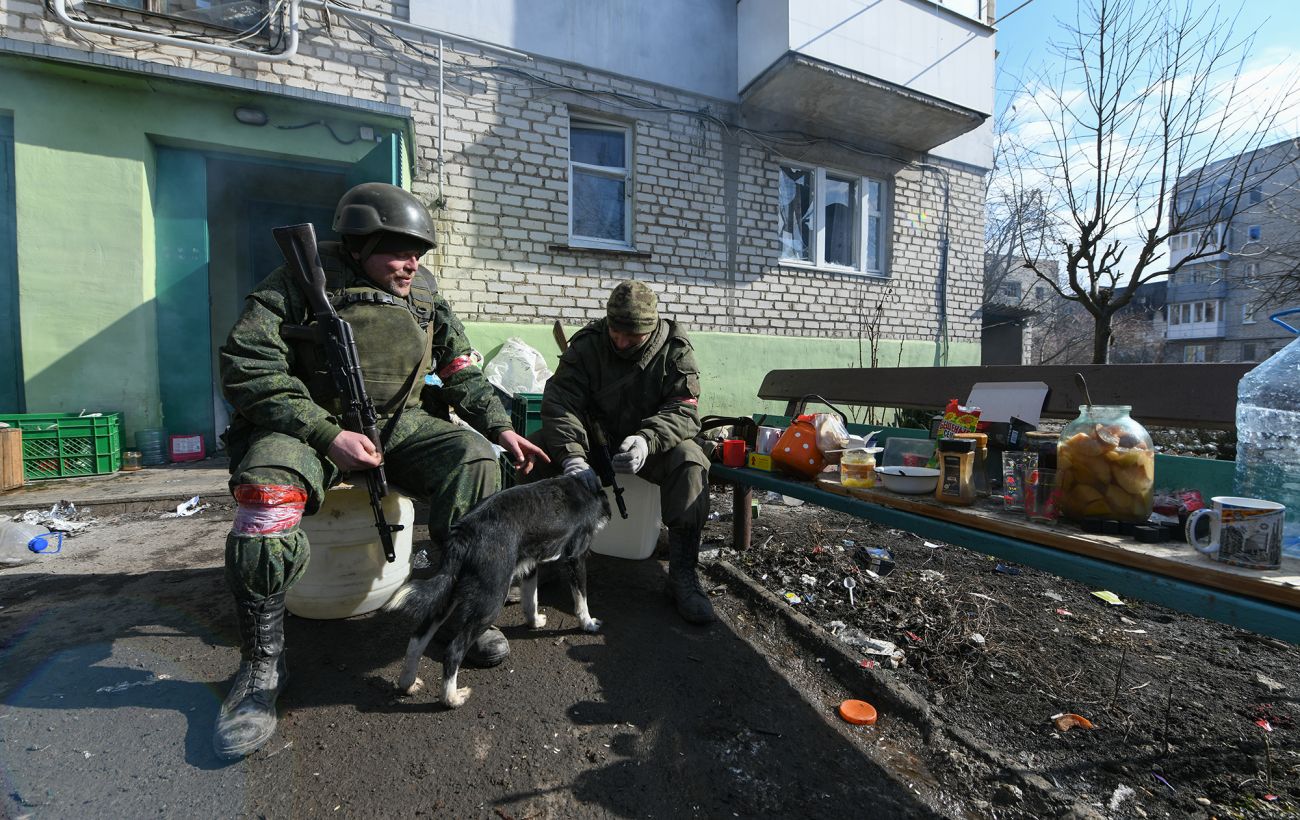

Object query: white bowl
[875,466,940,495]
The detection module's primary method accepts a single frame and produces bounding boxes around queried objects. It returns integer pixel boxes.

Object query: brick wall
[3,0,986,345]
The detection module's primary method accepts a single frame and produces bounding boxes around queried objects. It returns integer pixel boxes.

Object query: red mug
[722,439,747,467]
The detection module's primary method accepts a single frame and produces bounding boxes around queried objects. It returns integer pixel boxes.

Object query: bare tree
[1001,0,1295,362]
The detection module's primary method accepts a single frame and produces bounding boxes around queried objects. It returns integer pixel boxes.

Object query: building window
[1035,286,1048,301]
[1243,305,1257,324]
[569,118,632,248]
[1248,224,1262,242]
[1243,262,1259,282]
[778,164,887,275]
[1243,343,1257,361]
[1249,188,1263,204]
[1002,281,1022,298]
[92,0,268,29]
[1184,344,1210,363]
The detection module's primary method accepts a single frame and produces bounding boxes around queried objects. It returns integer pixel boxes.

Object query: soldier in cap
[213,182,547,759]
[538,280,714,625]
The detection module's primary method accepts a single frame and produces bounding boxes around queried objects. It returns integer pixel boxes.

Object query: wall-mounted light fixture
[233,106,269,126]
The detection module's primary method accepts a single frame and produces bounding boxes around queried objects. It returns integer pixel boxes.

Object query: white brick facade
[2,0,986,346]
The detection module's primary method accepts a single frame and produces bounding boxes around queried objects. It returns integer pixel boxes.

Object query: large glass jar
[1057,405,1154,522]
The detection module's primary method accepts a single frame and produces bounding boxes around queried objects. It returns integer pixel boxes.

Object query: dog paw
[399,676,424,696]
[444,686,472,708]
[582,617,603,633]
[529,612,548,629]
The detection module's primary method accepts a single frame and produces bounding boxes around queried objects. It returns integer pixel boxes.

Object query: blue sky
[994,0,1300,122]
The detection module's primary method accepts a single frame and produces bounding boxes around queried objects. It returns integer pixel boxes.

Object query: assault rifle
[586,418,629,520]
[273,223,404,562]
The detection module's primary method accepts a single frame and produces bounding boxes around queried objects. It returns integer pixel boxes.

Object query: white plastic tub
[591,474,662,560]
[287,484,414,619]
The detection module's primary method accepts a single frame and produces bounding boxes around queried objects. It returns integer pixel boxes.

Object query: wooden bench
[707,363,1300,644]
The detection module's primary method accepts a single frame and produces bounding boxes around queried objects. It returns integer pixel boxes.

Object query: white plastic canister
[591,474,662,560]
[286,484,415,619]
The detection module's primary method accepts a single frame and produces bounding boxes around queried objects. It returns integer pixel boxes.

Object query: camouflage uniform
[537,280,713,624]
[220,242,512,599]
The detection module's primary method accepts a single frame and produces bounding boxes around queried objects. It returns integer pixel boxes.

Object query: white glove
[563,456,591,476]
[612,435,649,474]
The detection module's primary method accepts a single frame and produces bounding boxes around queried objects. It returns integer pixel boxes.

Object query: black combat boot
[666,527,716,624]
[213,593,289,759]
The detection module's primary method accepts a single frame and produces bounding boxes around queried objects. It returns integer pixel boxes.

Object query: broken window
[778,164,888,275]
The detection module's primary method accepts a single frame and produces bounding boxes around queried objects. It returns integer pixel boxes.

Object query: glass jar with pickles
[1057,406,1154,522]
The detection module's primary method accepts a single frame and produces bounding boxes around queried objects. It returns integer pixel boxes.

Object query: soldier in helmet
[537,280,714,625]
[213,182,547,759]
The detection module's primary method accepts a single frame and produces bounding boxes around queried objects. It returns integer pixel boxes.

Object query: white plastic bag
[814,412,849,461]
[483,338,553,396]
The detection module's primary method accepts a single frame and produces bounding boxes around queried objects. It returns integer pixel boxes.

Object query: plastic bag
[815,412,849,463]
[483,338,553,396]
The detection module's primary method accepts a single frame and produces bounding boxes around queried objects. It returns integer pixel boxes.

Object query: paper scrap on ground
[162,496,210,519]
[1091,590,1125,606]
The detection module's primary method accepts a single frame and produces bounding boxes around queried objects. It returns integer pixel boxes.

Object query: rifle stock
[272,223,404,562]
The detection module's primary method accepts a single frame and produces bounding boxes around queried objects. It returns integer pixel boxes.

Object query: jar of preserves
[840,448,877,488]
[1057,406,1154,522]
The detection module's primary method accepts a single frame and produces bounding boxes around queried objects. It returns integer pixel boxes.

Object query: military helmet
[332,182,436,251]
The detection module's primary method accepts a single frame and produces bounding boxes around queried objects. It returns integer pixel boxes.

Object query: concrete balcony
[737,0,993,154]
[1167,320,1227,340]
[1167,279,1229,302]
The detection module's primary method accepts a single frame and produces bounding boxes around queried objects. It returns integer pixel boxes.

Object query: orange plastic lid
[839,699,878,726]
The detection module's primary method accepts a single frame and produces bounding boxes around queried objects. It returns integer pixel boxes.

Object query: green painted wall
[464,321,980,417]
[0,57,400,438]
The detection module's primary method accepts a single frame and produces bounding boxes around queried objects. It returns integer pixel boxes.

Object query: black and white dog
[384,470,610,708]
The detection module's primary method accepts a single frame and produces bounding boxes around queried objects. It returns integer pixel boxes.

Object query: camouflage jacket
[540,317,701,461]
[220,242,511,455]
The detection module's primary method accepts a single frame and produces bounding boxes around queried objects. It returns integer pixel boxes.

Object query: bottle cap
[839,699,878,725]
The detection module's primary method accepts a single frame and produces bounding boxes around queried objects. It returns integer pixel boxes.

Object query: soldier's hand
[327,430,383,472]
[612,435,649,474]
[498,430,550,475]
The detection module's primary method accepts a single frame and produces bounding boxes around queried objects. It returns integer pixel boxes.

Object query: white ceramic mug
[755,426,782,456]
[1186,496,1285,570]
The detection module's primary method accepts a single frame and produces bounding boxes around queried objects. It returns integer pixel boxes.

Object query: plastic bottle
[0,520,57,567]
[1236,327,1300,557]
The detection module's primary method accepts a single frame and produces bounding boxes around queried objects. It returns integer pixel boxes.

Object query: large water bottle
[1235,310,1300,557]
[0,520,60,567]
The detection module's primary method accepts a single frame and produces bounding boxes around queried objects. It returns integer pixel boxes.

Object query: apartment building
[1,0,995,445]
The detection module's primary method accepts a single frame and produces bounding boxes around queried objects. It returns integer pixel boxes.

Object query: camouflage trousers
[224,410,504,601]
[526,435,710,531]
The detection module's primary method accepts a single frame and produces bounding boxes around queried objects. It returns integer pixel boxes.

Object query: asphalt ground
[0,461,947,818]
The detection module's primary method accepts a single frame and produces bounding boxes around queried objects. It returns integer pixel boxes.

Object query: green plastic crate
[510,393,543,437]
[0,412,122,480]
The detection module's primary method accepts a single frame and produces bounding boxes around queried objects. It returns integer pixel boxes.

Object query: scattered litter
[1256,719,1273,732]
[968,592,997,603]
[1055,608,1074,617]
[1091,590,1125,606]
[858,659,876,669]
[1051,713,1095,732]
[799,573,818,588]
[1265,794,1279,802]
[160,496,210,519]
[842,577,857,607]
[96,673,172,694]
[842,539,856,547]
[1121,629,1148,634]
[905,630,922,643]
[1043,590,1064,602]
[19,501,94,534]
[993,563,1021,576]
[922,541,942,549]
[1151,772,1175,793]
[707,511,721,521]
[836,630,904,666]
[1128,681,1151,692]
[781,591,803,605]
[1256,673,1286,693]
[919,569,945,584]
[1108,784,1135,813]
[826,620,847,632]
[852,546,895,576]
[698,548,721,561]
[968,632,986,648]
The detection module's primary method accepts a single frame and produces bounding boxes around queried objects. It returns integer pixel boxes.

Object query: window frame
[567,117,634,250]
[1183,344,1209,363]
[1247,224,1263,243]
[88,0,270,32]
[777,162,889,277]
[1243,304,1257,325]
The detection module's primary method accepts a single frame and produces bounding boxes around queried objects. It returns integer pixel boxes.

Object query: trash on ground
[968,632,986,648]
[20,501,93,534]
[1091,590,1125,606]
[799,573,817,587]
[919,569,945,584]
[1151,772,1175,793]
[838,699,878,726]
[1052,713,1095,732]
[781,591,802,605]
[1043,590,1064,601]
[922,541,942,549]
[161,495,210,518]
[993,562,1021,576]
[1108,784,1135,813]
[1055,608,1074,617]
[0,520,63,566]
[842,576,857,606]
[852,546,895,576]
[698,548,721,561]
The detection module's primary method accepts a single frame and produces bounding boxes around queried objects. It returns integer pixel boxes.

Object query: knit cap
[606,280,659,334]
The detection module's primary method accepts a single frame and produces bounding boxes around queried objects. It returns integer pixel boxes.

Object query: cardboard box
[0,427,23,491]
[747,453,773,471]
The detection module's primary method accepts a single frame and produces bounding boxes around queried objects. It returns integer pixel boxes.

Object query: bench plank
[758,364,1252,428]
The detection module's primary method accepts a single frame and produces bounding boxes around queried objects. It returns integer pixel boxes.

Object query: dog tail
[383,544,466,620]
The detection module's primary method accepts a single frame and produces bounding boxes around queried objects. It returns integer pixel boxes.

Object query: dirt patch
[701,489,1300,820]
